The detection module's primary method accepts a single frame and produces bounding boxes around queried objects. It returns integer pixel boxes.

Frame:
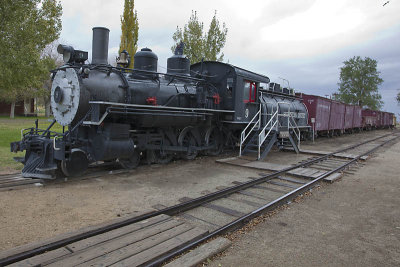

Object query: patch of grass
[0,117,63,173]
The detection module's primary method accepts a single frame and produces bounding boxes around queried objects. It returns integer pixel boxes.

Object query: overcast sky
[59,0,400,115]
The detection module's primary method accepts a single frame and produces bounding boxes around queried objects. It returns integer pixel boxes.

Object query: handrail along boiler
[10,27,310,178]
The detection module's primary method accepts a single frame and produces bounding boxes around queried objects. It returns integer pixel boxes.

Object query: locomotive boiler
[11,27,310,179]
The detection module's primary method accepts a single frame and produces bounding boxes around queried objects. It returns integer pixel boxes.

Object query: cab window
[226,78,233,97]
[244,80,257,103]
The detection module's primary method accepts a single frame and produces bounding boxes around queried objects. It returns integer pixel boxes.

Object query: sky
[59,0,400,116]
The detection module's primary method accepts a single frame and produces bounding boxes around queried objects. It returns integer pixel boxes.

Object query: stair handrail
[239,104,261,156]
[276,101,291,130]
[275,101,301,150]
[289,115,301,148]
[258,108,278,146]
[258,110,278,159]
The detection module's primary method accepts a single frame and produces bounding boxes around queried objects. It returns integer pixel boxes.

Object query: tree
[397,91,400,104]
[119,0,139,69]
[205,12,228,61]
[171,11,228,64]
[0,0,62,118]
[336,56,383,110]
[41,40,63,117]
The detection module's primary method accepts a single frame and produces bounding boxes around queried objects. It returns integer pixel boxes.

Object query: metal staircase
[239,102,301,160]
[239,106,261,156]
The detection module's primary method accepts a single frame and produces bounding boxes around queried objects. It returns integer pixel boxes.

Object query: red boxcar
[362,109,378,128]
[301,93,394,135]
[300,94,331,132]
[329,100,345,132]
[353,106,362,128]
[344,104,354,130]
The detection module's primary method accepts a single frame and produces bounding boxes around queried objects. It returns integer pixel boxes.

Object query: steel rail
[147,134,399,267]
[0,132,395,266]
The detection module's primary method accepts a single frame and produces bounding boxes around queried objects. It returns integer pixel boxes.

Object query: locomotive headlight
[57,45,88,64]
[63,51,72,63]
[57,44,75,63]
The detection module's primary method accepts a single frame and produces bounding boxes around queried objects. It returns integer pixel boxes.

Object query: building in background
[0,99,36,117]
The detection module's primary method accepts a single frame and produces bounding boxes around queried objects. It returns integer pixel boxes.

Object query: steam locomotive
[10,27,309,179]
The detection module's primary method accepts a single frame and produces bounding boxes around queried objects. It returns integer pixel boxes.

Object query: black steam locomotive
[10,27,309,179]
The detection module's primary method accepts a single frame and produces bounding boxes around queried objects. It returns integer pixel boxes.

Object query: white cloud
[261,1,365,42]
[224,0,400,60]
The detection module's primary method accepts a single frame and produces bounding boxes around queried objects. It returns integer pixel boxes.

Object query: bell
[116,50,130,67]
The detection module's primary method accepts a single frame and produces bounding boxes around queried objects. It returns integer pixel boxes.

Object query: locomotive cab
[190,62,270,123]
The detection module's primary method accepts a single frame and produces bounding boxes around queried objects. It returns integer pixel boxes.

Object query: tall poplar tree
[119,0,139,69]
[205,11,228,61]
[336,56,383,110]
[172,11,228,64]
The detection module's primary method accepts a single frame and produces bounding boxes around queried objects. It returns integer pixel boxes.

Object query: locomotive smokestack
[92,27,109,65]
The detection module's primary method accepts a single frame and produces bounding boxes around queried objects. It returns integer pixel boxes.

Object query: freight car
[300,93,394,137]
[361,109,395,129]
[10,27,309,179]
[299,93,331,136]
[300,93,350,137]
[362,109,378,130]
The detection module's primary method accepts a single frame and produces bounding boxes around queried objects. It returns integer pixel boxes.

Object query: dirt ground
[0,129,395,253]
[0,156,263,251]
[209,133,400,267]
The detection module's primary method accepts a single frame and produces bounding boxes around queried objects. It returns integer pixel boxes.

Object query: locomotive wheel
[61,150,88,177]
[154,139,173,164]
[119,150,140,169]
[205,127,223,156]
[178,128,198,160]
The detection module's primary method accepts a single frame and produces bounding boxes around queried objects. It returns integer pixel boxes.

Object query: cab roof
[191,61,270,83]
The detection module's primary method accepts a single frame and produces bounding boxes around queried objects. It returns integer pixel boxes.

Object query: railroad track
[0,174,43,191]
[0,132,398,266]
[0,162,132,191]
[0,131,392,191]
